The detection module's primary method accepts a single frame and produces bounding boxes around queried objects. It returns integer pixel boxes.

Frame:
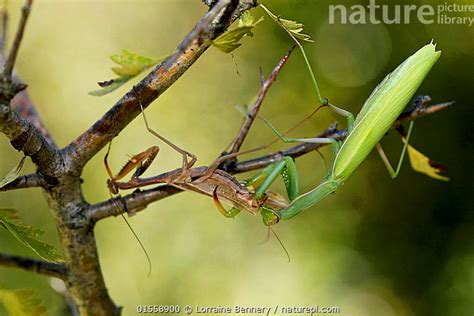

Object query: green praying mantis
[107,43,443,229]
[186,6,448,227]
[99,7,449,267]
[97,6,447,230]
[104,43,444,265]
[214,42,442,226]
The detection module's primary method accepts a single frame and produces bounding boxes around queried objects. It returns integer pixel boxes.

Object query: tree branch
[0,1,59,176]
[64,0,257,172]
[0,4,8,51]
[0,173,46,191]
[31,2,258,315]
[0,1,56,147]
[396,96,454,123]
[0,106,61,176]
[229,45,296,154]
[87,186,182,222]
[3,0,32,79]
[0,253,66,279]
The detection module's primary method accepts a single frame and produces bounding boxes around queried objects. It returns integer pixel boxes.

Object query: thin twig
[0,1,56,147]
[0,253,66,279]
[229,45,296,154]
[0,3,8,52]
[396,99,454,123]
[0,173,45,191]
[3,0,32,79]
[0,1,57,174]
[87,186,182,222]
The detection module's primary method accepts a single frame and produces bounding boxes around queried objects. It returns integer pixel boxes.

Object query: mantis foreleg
[103,142,153,276]
[245,157,299,201]
[212,187,241,218]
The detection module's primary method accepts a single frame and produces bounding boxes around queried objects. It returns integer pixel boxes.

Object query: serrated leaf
[402,139,450,181]
[0,288,47,316]
[212,27,252,53]
[212,11,263,53]
[89,50,167,96]
[110,49,164,77]
[88,76,131,96]
[0,209,64,263]
[238,10,262,28]
[0,157,26,189]
[260,4,313,42]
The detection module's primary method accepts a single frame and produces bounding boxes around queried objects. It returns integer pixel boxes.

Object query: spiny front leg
[244,157,299,201]
[212,186,241,218]
[104,142,159,194]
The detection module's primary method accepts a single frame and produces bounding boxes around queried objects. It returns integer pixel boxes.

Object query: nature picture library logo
[329,0,474,26]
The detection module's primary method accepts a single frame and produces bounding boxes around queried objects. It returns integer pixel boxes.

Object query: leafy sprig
[260,4,313,42]
[89,50,167,96]
[0,209,64,263]
[0,157,25,189]
[211,11,263,53]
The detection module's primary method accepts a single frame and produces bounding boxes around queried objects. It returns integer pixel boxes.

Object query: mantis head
[260,206,280,226]
[259,190,289,226]
[107,179,119,195]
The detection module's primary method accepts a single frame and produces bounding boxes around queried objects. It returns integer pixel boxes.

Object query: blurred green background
[0,0,472,315]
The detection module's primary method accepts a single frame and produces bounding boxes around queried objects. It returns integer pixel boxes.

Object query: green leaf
[0,209,64,263]
[89,50,167,96]
[0,157,26,189]
[88,76,132,96]
[260,4,313,42]
[238,10,262,29]
[0,288,47,316]
[110,49,164,77]
[212,11,263,53]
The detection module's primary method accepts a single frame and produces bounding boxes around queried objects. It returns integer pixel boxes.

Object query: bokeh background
[0,0,472,315]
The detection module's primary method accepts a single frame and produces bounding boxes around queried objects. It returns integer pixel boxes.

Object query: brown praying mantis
[104,87,291,219]
[103,85,297,268]
[105,155,290,219]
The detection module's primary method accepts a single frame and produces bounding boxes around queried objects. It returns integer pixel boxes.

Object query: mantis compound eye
[107,179,119,195]
[260,207,280,226]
